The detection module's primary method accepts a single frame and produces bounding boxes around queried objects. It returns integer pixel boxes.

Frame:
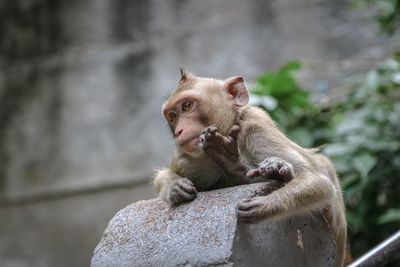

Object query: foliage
[250,58,400,257]
[325,56,400,256]
[250,61,331,148]
[354,0,400,34]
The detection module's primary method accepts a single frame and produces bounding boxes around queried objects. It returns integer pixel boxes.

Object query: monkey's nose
[175,129,183,138]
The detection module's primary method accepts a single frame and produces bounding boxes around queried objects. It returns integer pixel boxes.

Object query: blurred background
[0,0,399,266]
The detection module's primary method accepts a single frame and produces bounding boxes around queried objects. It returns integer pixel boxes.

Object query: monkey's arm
[235,124,337,221]
[236,168,336,223]
[153,167,197,206]
[200,125,292,186]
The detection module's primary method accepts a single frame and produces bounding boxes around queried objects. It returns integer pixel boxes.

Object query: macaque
[154,69,347,266]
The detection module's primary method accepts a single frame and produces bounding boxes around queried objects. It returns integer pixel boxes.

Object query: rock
[91,183,337,267]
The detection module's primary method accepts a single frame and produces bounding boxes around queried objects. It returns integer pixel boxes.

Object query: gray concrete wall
[0,0,399,266]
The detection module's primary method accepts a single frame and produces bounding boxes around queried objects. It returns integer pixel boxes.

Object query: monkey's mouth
[179,136,199,146]
[179,136,201,151]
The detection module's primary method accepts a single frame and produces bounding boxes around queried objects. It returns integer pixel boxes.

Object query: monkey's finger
[239,198,253,203]
[275,161,283,169]
[171,186,197,200]
[176,179,197,194]
[204,125,217,135]
[182,190,197,200]
[168,193,183,206]
[202,125,216,133]
[225,126,240,155]
[278,166,289,176]
[199,135,206,145]
[179,184,197,195]
[201,126,216,141]
[237,204,263,214]
[223,140,239,157]
[245,169,260,179]
[271,162,283,175]
[204,131,214,141]
[236,211,262,223]
[236,198,263,211]
[259,166,274,177]
[236,208,262,221]
[228,125,241,140]
[180,178,194,185]
[209,126,218,133]
[178,182,197,194]
[213,132,226,145]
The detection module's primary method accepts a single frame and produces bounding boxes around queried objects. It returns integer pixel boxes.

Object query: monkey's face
[163,91,207,156]
[162,71,249,157]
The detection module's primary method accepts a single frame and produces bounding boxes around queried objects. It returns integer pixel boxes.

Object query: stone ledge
[91,183,336,267]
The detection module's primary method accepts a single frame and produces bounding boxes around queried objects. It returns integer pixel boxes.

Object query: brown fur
[154,72,346,267]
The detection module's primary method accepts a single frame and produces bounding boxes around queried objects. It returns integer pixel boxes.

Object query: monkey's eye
[182,101,193,112]
[168,112,177,122]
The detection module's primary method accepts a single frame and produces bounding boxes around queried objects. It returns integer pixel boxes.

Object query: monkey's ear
[223,76,249,107]
[179,68,194,82]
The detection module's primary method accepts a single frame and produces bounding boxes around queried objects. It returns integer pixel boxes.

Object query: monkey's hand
[199,125,248,184]
[236,196,281,223]
[245,157,294,184]
[235,178,286,223]
[166,178,198,206]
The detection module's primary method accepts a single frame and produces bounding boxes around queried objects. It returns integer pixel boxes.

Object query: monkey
[153,69,347,267]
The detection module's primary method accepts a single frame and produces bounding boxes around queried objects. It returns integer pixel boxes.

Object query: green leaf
[352,153,377,179]
[336,109,369,134]
[250,55,400,258]
[366,70,379,90]
[324,143,355,156]
[365,140,400,152]
[343,182,364,202]
[271,109,289,131]
[341,174,359,189]
[378,209,400,224]
[346,211,364,233]
[279,60,302,74]
[391,72,400,84]
[331,157,353,173]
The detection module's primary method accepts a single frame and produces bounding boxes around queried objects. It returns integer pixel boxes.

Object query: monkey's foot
[236,196,280,223]
[167,178,197,206]
[246,157,294,183]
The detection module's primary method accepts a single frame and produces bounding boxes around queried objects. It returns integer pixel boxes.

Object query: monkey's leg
[236,171,335,223]
[246,157,294,184]
[154,168,197,206]
[200,125,248,185]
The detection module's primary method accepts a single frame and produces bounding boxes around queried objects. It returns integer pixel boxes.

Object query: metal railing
[348,229,400,267]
